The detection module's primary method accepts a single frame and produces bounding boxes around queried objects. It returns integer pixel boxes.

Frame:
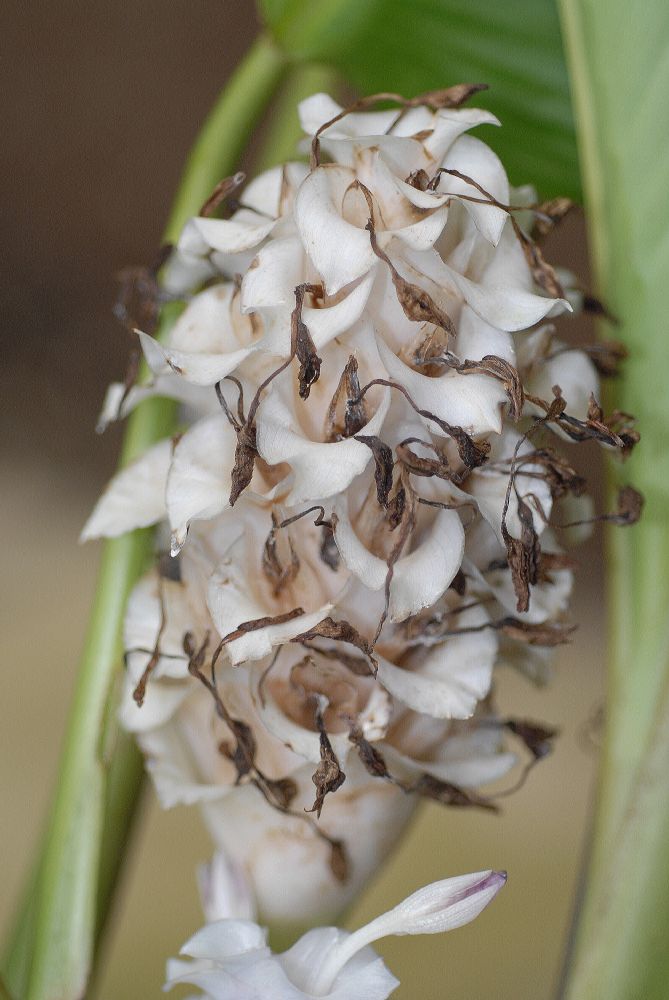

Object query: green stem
[93,729,146,941]
[13,34,287,1000]
[558,1,669,997]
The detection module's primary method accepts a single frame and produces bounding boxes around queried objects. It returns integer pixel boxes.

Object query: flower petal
[377,334,505,435]
[180,919,268,961]
[255,383,391,506]
[303,272,376,351]
[388,205,449,252]
[424,108,500,162]
[282,928,398,1000]
[118,678,189,734]
[95,375,213,433]
[376,606,496,718]
[384,728,516,789]
[123,571,200,679]
[454,305,516,365]
[299,93,400,139]
[527,345,599,422]
[198,851,258,923]
[81,438,171,540]
[294,166,377,295]
[138,330,257,386]
[241,237,305,312]
[207,554,334,665]
[332,500,388,592]
[242,162,308,219]
[387,509,465,622]
[178,211,276,257]
[165,955,306,1000]
[443,257,569,331]
[439,134,510,245]
[333,502,465,621]
[166,414,237,553]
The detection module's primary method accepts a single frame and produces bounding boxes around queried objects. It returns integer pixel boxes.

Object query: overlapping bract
[85,89,629,923]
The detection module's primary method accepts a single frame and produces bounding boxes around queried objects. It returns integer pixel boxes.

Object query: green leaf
[258,0,292,23]
[260,0,579,198]
[558,1,669,998]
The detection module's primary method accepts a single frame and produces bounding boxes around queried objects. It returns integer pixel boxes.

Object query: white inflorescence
[84,87,637,927]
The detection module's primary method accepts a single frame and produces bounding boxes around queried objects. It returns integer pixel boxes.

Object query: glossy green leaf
[260,0,579,198]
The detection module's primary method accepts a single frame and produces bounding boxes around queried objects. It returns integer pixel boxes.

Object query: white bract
[85,86,624,926]
[164,869,506,999]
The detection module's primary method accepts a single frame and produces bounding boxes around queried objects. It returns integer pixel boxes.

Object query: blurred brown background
[2,3,604,997]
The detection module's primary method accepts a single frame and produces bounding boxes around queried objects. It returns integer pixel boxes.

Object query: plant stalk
[558,1,669,997]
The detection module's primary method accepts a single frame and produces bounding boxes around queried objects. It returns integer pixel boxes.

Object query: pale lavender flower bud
[164,870,506,999]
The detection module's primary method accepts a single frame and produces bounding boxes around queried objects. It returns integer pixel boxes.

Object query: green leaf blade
[261,0,579,197]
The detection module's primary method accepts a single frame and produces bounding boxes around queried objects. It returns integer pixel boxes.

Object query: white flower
[85,85,635,928]
[165,869,506,999]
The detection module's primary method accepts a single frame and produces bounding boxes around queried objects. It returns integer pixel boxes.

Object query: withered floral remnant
[307,701,347,817]
[198,171,246,218]
[84,86,641,925]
